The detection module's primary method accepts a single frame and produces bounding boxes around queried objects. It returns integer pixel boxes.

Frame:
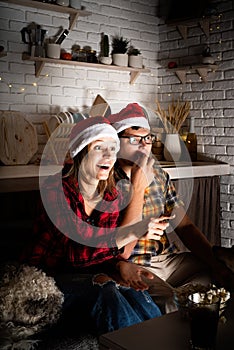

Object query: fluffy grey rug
[0,263,64,350]
[0,263,100,350]
[38,333,99,350]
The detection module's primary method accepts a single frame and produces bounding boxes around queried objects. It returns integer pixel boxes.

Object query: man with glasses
[108,103,234,312]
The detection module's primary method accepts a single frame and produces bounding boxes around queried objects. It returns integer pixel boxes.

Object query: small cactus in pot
[99,33,112,65]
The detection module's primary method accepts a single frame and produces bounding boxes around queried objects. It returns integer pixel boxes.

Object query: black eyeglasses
[120,134,156,145]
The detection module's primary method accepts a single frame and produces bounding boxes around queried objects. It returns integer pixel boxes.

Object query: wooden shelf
[5,0,150,84]
[166,16,218,39]
[22,53,151,84]
[168,64,218,83]
[1,0,91,30]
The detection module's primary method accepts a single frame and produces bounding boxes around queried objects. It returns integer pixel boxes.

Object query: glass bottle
[186,117,197,161]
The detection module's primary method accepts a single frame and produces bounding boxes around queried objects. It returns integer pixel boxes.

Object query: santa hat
[69,116,120,158]
[108,103,150,133]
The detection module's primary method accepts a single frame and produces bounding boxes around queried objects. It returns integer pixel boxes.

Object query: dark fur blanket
[0,263,64,350]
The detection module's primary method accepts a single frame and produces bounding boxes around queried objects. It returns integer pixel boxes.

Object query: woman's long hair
[64,145,116,197]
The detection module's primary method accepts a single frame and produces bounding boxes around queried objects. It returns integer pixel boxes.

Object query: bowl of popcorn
[174,284,230,320]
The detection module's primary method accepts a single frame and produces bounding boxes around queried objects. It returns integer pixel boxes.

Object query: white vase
[164,133,181,162]
[112,53,128,67]
[128,55,143,68]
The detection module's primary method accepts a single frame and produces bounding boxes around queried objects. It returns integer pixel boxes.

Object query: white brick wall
[0,0,159,113]
[157,0,234,246]
[0,0,233,245]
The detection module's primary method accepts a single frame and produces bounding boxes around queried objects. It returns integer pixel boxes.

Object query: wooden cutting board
[0,111,38,165]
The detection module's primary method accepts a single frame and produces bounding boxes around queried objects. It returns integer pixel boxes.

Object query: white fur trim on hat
[70,123,120,158]
[112,116,150,133]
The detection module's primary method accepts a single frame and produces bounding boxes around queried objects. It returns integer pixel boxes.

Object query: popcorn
[190,286,230,305]
[174,283,230,320]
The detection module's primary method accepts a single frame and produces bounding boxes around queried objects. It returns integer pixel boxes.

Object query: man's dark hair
[118,126,141,136]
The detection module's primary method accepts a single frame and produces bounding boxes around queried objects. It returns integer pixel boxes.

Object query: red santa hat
[108,103,150,133]
[69,116,120,158]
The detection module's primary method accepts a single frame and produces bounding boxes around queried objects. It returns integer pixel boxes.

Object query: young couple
[21,103,234,335]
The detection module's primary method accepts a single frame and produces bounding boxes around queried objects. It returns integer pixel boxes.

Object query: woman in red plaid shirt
[21,116,162,335]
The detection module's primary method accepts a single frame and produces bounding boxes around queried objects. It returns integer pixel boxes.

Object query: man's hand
[145,215,175,240]
[131,152,155,191]
[115,260,154,291]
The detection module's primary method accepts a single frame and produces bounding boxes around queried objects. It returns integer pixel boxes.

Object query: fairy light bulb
[0,73,50,92]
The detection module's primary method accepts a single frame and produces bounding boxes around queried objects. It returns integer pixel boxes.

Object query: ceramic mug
[47,43,61,59]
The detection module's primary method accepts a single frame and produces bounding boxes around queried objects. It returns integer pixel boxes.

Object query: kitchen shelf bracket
[69,12,79,30]
[130,70,140,84]
[199,18,210,38]
[175,70,187,84]
[196,67,208,82]
[177,25,188,40]
[35,60,45,78]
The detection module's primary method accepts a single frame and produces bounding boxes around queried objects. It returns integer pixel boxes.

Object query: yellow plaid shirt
[115,162,183,266]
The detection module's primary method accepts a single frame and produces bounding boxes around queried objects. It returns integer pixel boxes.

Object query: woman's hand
[115,260,155,291]
[93,274,114,285]
[145,215,175,240]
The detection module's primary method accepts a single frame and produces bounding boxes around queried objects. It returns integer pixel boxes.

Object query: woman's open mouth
[97,164,111,170]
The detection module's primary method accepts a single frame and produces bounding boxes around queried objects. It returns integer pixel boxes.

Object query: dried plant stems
[155,99,190,133]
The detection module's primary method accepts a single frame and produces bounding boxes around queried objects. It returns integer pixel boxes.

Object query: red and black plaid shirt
[21,171,126,274]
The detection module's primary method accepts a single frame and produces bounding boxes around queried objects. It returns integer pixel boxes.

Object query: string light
[0,73,49,93]
[205,11,223,63]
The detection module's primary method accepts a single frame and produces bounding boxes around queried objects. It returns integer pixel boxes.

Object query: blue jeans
[57,275,161,335]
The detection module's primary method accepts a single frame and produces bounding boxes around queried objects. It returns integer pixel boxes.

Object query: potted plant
[99,33,112,65]
[111,35,129,67]
[128,45,143,68]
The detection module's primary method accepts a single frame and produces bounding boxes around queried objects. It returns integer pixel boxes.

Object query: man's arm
[172,206,218,266]
[117,154,155,256]
[119,154,155,226]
